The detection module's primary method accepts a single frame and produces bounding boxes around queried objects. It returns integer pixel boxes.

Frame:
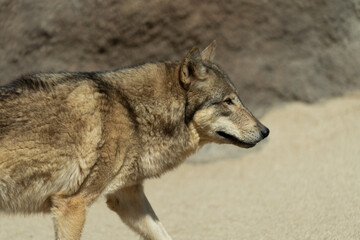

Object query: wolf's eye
[224,98,234,105]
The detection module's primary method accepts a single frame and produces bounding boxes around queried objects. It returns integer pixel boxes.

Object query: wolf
[0,41,269,240]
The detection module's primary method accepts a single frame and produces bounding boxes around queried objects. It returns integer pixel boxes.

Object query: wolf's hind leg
[106,184,172,240]
[51,194,87,240]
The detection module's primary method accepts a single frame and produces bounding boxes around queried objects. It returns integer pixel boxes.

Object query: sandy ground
[1,92,360,240]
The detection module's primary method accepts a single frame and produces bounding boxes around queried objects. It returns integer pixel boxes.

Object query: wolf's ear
[201,40,216,61]
[180,46,206,90]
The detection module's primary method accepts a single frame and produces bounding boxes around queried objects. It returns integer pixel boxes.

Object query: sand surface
[1,92,360,240]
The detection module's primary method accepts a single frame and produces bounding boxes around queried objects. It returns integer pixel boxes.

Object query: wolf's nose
[261,126,270,139]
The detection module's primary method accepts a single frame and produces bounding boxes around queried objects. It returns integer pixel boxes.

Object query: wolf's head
[180,41,269,148]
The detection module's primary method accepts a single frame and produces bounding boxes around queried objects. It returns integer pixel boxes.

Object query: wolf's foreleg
[106,184,172,240]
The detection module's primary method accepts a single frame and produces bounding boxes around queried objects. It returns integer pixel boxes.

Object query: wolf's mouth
[216,131,256,148]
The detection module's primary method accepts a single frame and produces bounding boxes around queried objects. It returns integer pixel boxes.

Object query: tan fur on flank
[0,41,269,240]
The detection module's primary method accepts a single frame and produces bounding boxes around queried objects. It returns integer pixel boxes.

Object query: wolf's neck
[137,121,201,179]
[105,62,202,178]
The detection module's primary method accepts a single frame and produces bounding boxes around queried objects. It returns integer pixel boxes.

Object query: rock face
[1,0,360,112]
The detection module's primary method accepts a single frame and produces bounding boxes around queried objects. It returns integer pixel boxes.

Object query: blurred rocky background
[1,0,360,161]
